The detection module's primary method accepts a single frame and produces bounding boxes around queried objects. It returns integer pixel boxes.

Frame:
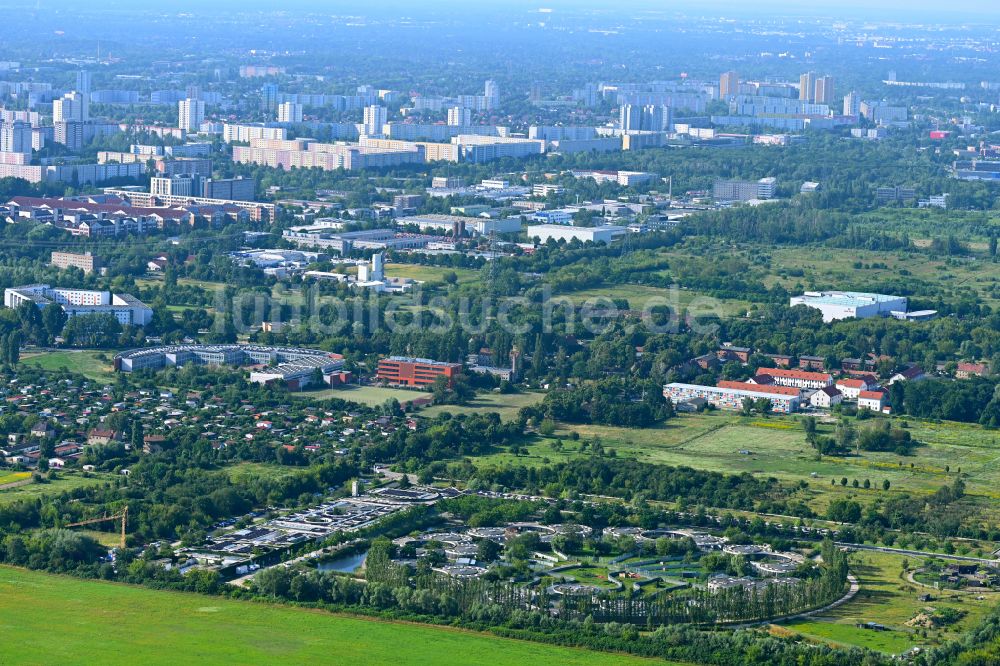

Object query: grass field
[421,390,544,422]
[225,462,303,484]
[782,551,1000,654]
[468,411,1000,521]
[559,284,750,318]
[0,566,673,666]
[385,262,480,286]
[0,472,113,506]
[21,350,116,382]
[297,384,430,407]
[0,471,31,486]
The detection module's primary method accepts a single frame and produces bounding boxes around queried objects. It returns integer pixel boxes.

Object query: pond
[317,550,368,573]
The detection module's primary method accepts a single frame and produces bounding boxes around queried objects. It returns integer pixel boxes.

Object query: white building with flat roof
[526,224,626,245]
[4,284,151,325]
[790,291,907,322]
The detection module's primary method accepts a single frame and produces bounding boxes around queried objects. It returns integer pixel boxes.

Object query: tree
[476,538,500,562]
[62,313,122,348]
[883,479,891,491]
[41,303,68,341]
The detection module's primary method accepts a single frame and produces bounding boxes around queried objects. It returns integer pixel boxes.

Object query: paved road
[730,573,860,629]
[836,542,999,565]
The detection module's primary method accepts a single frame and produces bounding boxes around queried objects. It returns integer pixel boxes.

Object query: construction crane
[66,505,128,549]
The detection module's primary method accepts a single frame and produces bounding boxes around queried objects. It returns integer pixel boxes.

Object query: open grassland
[558,284,750,318]
[225,462,303,483]
[782,552,1000,655]
[21,350,116,382]
[0,472,114,506]
[469,412,1000,519]
[0,566,672,666]
[766,246,1000,307]
[420,390,544,422]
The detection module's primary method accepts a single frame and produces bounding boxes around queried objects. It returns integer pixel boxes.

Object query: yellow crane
[66,505,128,549]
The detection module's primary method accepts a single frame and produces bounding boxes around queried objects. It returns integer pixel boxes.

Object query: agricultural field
[0,472,115,506]
[0,566,672,666]
[21,350,116,382]
[782,551,1000,655]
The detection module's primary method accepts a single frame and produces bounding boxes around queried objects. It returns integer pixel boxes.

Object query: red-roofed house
[755,367,833,390]
[956,362,989,380]
[858,390,888,412]
[835,377,879,400]
[716,381,802,397]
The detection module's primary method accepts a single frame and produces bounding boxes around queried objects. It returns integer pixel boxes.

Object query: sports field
[21,350,116,382]
[0,566,672,666]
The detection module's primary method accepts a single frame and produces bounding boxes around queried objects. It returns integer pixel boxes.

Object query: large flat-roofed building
[376,356,462,387]
[50,251,102,274]
[713,177,775,202]
[664,382,800,414]
[526,224,627,245]
[115,344,343,376]
[4,284,151,325]
[397,213,521,236]
[790,291,907,322]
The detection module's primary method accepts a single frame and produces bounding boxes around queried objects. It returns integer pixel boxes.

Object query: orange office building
[376,356,462,387]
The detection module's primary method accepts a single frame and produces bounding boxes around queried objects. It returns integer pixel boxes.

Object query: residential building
[798,355,826,370]
[376,356,462,387]
[0,120,32,155]
[50,251,102,274]
[834,377,876,400]
[52,91,89,123]
[799,72,816,102]
[810,386,843,409]
[484,80,499,109]
[447,106,472,126]
[363,105,388,137]
[664,382,800,414]
[76,70,92,94]
[789,291,908,322]
[814,76,835,105]
[858,390,887,412]
[755,367,833,390]
[720,71,739,98]
[178,98,205,133]
[956,362,989,379]
[202,176,256,201]
[843,91,861,117]
[277,101,303,123]
[222,123,286,143]
[888,365,926,384]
